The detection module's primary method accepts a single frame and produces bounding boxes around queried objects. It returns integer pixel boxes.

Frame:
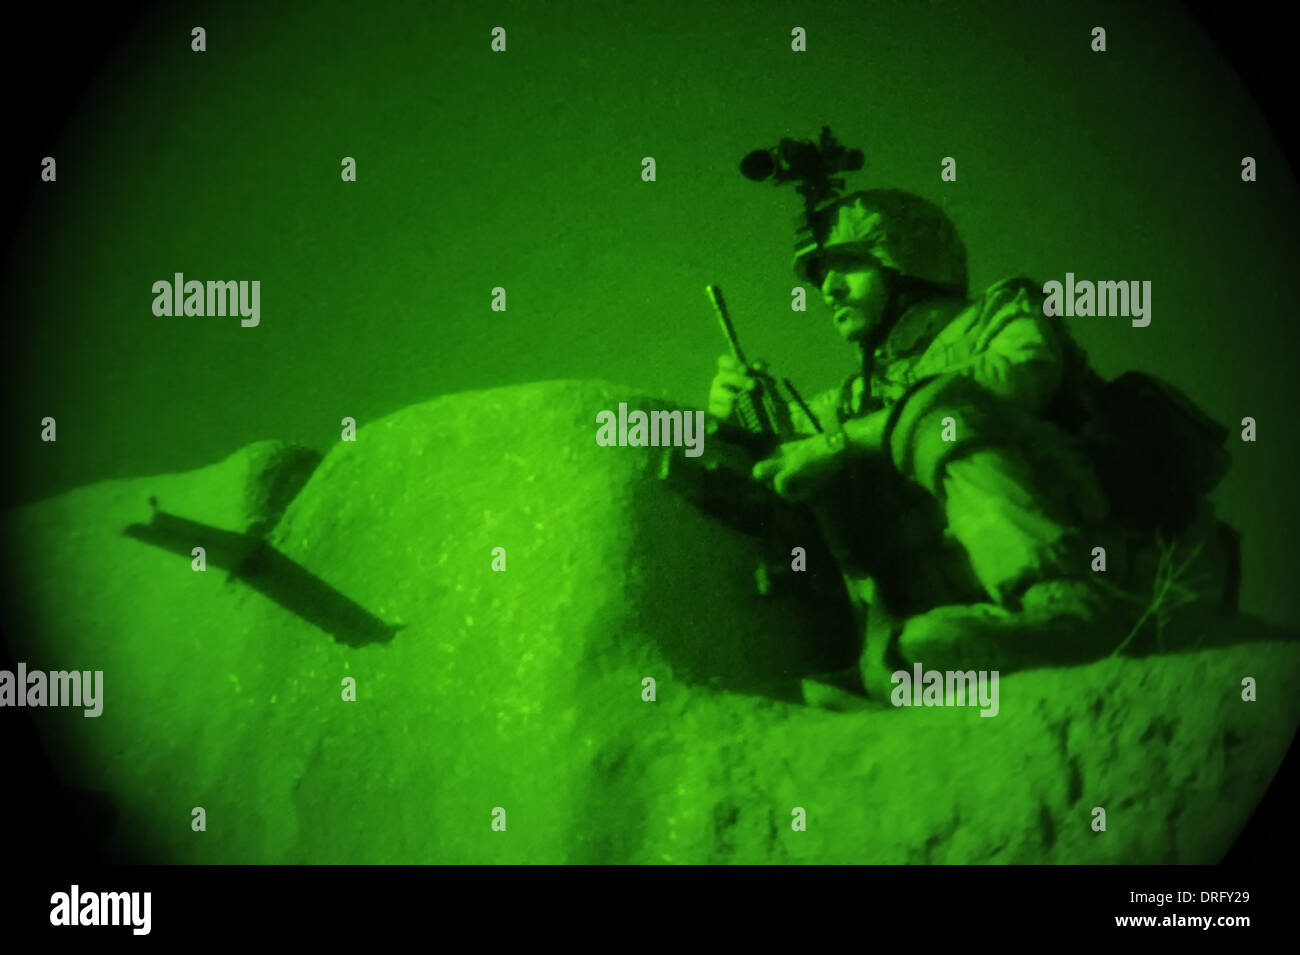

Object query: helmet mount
[740,125,865,243]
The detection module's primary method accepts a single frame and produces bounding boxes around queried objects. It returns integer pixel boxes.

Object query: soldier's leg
[890,578,1126,676]
[863,521,1238,691]
[855,435,1116,694]
[860,374,1234,691]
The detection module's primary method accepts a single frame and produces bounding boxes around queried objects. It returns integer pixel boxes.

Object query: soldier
[707,189,1236,705]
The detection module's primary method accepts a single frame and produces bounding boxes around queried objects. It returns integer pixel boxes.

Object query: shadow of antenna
[123,506,403,648]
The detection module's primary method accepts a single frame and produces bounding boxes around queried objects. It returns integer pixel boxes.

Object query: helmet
[792,189,968,296]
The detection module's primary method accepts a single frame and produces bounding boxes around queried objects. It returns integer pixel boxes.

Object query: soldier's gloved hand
[708,354,759,420]
[751,433,847,502]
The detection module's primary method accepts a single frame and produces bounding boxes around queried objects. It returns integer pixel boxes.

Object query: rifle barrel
[706,285,749,367]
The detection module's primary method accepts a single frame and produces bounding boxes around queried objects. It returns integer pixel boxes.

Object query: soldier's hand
[708,354,758,420]
[752,433,846,502]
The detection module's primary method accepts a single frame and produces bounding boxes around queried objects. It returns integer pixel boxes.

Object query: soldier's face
[817,254,890,343]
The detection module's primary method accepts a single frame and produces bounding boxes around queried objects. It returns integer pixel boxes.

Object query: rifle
[662,286,836,597]
[705,284,821,457]
[657,285,840,601]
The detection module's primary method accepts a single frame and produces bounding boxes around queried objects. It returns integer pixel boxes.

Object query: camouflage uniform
[788,191,1234,698]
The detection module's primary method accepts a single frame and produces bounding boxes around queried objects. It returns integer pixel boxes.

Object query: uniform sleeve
[915,278,1064,414]
[883,279,1067,489]
[877,280,1106,602]
[964,281,1063,414]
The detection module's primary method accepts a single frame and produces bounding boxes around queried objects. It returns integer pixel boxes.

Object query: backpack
[1077,371,1232,534]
